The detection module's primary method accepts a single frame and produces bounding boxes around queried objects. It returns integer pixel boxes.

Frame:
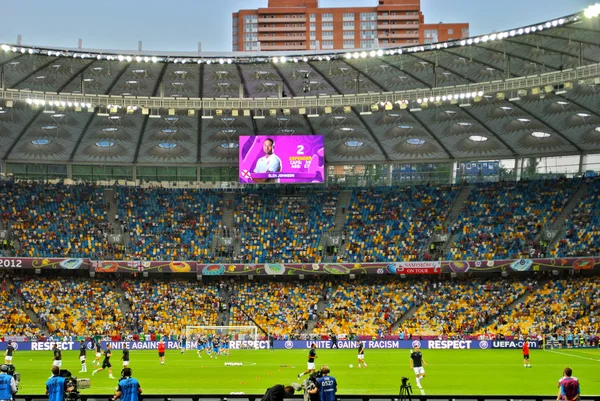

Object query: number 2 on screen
[297,145,304,154]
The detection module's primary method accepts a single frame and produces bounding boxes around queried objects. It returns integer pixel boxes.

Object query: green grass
[12,348,600,395]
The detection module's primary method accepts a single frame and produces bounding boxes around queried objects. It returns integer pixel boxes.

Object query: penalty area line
[546,349,600,362]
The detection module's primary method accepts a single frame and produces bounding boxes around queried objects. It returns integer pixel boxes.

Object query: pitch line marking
[546,349,600,362]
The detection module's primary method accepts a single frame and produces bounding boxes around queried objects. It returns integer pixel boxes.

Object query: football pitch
[11,348,600,396]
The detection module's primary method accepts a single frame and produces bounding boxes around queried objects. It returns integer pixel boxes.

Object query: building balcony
[377,23,419,29]
[260,35,307,41]
[259,26,307,32]
[261,44,307,50]
[258,17,306,23]
[378,33,420,39]
[377,14,419,21]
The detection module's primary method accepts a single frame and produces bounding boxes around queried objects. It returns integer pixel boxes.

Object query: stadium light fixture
[584,4,600,18]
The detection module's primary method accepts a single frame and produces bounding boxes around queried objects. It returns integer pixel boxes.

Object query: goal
[184,325,260,349]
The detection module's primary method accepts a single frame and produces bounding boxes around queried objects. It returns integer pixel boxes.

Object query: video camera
[59,370,90,401]
[0,364,20,389]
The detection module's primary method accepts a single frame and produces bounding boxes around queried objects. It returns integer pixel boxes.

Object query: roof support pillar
[579,153,587,174]
[515,158,522,182]
[451,161,457,185]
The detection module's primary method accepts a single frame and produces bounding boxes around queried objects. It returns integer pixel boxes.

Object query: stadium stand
[343,185,458,262]
[229,280,324,336]
[0,181,109,258]
[553,178,600,258]
[14,277,125,336]
[234,189,339,263]
[398,278,528,337]
[487,276,600,339]
[313,278,428,337]
[116,187,223,261]
[122,279,222,335]
[447,179,578,260]
[0,277,41,337]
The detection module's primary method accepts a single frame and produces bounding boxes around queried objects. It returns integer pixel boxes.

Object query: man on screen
[252,138,282,183]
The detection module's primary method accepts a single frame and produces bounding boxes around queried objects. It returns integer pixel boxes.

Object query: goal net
[184,325,260,350]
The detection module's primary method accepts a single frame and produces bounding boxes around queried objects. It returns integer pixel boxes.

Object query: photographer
[0,364,17,401]
[303,372,320,401]
[260,384,295,401]
[113,368,142,401]
[316,366,337,401]
[46,366,73,401]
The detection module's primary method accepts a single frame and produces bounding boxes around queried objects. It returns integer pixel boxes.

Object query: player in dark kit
[410,345,427,394]
[180,336,186,354]
[298,343,317,379]
[92,344,115,379]
[357,341,367,368]
[122,348,130,368]
[94,341,102,367]
[4,340,15,364]
[79,340,87,372]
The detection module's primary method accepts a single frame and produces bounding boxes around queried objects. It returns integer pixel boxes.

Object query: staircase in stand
[222,193,236,228]
[545,182,589,252]
[438,186,472,257]
[303,297,328,334]
[103,187,129,250]
[332,191,352,258]
[8,278,49,336]
[390,304,420,332]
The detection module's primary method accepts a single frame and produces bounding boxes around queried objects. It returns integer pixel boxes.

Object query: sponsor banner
[0,341,185,351]
[392,262,442,275]
[275,340,492,350]
[0,257,88,270]
[2,257,599,275]
[91,260,196,274]
[194,257,600,276]
[0,340,539,351]
[491,340,540,349]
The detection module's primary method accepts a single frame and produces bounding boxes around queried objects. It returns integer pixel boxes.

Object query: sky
[0,0,591,52]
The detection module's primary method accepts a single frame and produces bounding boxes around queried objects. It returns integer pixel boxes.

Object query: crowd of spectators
[0,276,40,338]
[399,278,528,337]
[229,280,324,336]
[0,273,598,342]
[342,185,458,262]
[117,187,223,261]
[234,189,338,263]
[447,179,577,260]
[14,276,125,336]
[122,279,224,335]
[2,177,600,263]
[313,278,427,337]
[0,181,109,258]
[489,276,600,340]
[553,178,600,257]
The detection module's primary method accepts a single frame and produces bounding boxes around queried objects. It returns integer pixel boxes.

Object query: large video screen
[239,135,325,184]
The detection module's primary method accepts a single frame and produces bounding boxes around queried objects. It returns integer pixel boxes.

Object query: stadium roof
[0,5,599,166]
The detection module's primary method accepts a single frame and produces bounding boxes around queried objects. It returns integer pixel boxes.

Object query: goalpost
[185,325,260,350]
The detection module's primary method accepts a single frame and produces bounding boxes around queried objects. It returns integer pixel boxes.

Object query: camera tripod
[399,383,412,401]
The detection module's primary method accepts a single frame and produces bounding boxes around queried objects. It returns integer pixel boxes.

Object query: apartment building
[232,0,469,51]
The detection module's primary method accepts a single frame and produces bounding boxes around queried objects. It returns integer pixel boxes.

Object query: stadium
[0,1,600,400]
